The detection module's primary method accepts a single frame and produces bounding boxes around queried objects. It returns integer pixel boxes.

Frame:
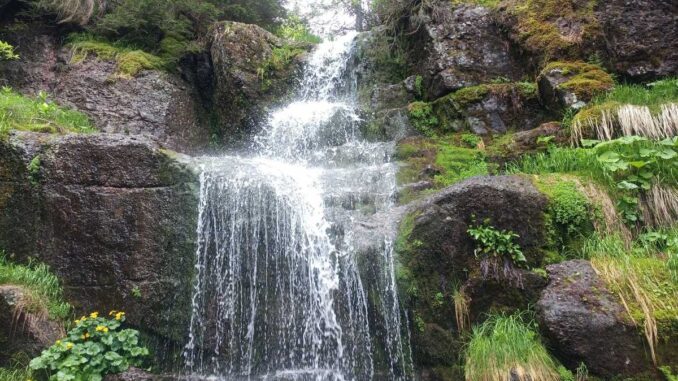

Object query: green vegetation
[463,313,560,381]
[540,61,614,101]
[276,15,321,44]
[468,219,527,266]
[0,40,19,60]
[434,143,488,187]
[0,367,32,381]
[257,45,305,89]
[30,311,149,380]
[0,253,71,320]
[502,0,599,62]
[68,34,167,77]
[0,87,95,137]
[582,230,678,364]
[407,102,438,137]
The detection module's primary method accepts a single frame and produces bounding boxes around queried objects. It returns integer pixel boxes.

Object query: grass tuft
[464,313,560,381]
[0,252,71,321]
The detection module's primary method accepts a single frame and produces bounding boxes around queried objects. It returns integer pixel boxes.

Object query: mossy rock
[538,61,614,111]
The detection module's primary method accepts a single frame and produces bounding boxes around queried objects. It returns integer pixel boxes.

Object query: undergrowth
[0,252,71,321]
[0,87,95,138]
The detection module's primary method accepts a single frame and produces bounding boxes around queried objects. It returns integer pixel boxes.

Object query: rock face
[103,368,158,381]
[0,132,199,343]
[0,285,64,366]
[597,0,678,80]
[537,62,614,112]
[0,23,210,154]
[537,260,651,377]
[409,4,526,99]
[209,22,307,140]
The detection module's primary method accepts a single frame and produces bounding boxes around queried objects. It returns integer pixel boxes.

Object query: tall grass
[33,0,108,25]
[0,367,32,381]
[0,253,71,320]
[505,147,606,180]
[0,87,95,137]
[464,313,560,381]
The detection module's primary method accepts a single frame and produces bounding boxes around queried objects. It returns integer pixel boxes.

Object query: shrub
[30,311,149,380]
[464,313,560,381]
[0,87,95,137]
[276,15,321,44]
[0,252,71,320]
[536,178,594,250]
[0,40,19,60]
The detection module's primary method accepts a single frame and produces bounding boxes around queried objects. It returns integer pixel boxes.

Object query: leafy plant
[131,286,142,299]
[0,40,19,61]
[30,311,149,381]
[460,133,481,148]
[407,102,438,137]
[468,219,526,265]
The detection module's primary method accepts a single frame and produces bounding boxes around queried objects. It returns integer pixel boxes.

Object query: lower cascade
[183,32,413,380]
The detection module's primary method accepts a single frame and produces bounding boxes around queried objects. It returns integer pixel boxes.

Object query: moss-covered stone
[538,61,614,111]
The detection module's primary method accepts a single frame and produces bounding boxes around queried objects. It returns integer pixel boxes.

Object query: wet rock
[104,368,159,381]
[0,285,64,366]
[0,132,199,344]
[537,260,651,377]
[430,83,553,134]
[0,23,211,154]
[537,62,614,111]
[597,0,678,80]
[463,270,547,323]
[408,4,526,99]
[209,21,307,139]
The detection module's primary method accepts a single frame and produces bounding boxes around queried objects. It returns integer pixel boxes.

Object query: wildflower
[115,311,125,320]
[95,325,109,333]
[66,342,74,350]
[90,311,99,319]
[56,340,61,345]
[109,310,117,316]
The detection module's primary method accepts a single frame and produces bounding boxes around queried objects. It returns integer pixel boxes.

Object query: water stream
[183,28,412,381]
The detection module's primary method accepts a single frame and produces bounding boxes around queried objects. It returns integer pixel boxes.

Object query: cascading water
[184,26,413,381]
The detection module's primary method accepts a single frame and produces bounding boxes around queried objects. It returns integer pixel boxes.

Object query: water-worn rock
[597,0,678,80]
[537,260,651,377]
[104,368,158,381]
[0,285,64,366]
[0,23,211,154]
[0,132,199,344]
[209,21,307,140]
[408,4,526,99]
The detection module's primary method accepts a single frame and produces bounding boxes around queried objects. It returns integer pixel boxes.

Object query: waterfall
[184,29,412,381]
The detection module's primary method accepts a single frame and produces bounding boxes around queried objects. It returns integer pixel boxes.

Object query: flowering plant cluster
[29,311,149,381]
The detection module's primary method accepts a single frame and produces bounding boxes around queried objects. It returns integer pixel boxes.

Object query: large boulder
[407,4,527,99]
[0,23,211,154]
[0,285,64,366]
[597,0,678,80]
[537,260,651,377]
[0,131,199,344]
[397,176,549,376]
[209,22,308,140]
[537,62,614,112]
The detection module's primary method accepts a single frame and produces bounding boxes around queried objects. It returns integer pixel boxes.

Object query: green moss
[541,61,614,100]
[504,0,599,62]
[450,85,490,106]
[69,36,166,78]
[433,141,489,187]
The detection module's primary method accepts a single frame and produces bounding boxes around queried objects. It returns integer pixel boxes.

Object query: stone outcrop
[537,62,614,111]
[0,131,199,343]
[0,24,211,154]
[537,260,651,377]
[597,0,678,80]
[209,21,308,140]
[408,4,526,99]
[0,285,64,366]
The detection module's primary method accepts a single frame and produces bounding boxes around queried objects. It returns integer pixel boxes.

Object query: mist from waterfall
[184,23,412,381]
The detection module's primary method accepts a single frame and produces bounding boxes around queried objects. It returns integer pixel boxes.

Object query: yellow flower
[115,312,125,320]
[66,342,74,350]
[90,311,99,319]
[109,310,117,316]
[56,340,61,345]
[95,325,109,333]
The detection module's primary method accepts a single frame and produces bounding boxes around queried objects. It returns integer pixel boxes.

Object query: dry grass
[639,184,678,228]
[453,288,470,333]
[575,180,632,245]
[572,103,678,145]
[35,0,108,25]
